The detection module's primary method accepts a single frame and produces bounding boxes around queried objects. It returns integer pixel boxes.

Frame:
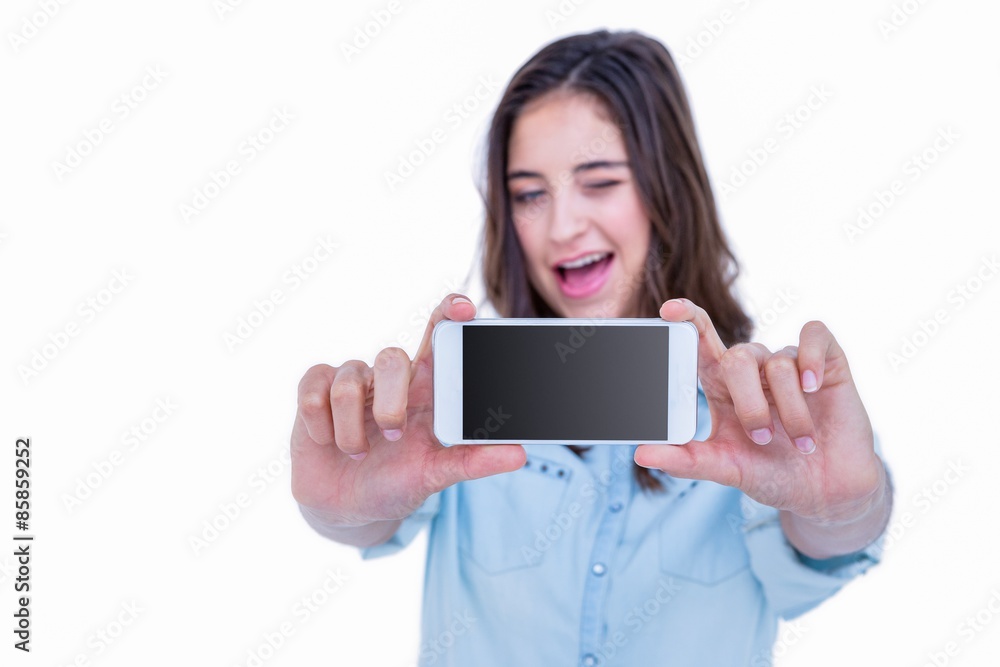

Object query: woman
[291,29,893,666]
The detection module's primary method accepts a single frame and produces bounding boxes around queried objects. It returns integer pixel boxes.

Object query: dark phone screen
[463,324,669,441]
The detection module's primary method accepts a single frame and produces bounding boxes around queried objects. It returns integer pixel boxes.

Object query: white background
[2,0,999,665]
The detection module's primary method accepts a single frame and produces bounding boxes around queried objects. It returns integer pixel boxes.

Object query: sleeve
[358,489,442,561]
[740,431,892,619]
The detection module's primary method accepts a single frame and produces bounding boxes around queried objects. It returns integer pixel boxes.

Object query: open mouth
[554,251,614,298]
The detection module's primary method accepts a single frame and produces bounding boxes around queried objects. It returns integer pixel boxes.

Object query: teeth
[558,252,610,270]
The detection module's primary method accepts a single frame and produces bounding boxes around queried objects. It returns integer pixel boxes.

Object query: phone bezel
[432,318,699,445]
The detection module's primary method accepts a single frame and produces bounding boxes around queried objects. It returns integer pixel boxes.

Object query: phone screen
[462,324,670,441]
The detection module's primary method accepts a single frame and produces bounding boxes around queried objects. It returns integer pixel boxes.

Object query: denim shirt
[359,384,889,667]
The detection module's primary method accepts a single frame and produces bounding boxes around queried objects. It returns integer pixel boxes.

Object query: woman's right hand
[290,294,527,530]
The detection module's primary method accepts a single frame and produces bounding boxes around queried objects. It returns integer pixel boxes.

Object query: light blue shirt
[360,386,888,667]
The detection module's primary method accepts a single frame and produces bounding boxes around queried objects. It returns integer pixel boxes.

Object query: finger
[720,343,775,445]
[290,413,341,508]
[372,346,411,441]
[659,297,728,369]
[763,346,818,455]
[797,320,842,393]
[413,293,477,373]
[423,443,527,494]
[296,363,338,447]
[329,360,375,459]
[634,440,742,490]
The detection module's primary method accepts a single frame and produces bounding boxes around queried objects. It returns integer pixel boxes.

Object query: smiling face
[507,90,653,319]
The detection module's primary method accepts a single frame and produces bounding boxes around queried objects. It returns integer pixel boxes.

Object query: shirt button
[591,562,607,576]
[581,654,598,666]
[608,501,623,513]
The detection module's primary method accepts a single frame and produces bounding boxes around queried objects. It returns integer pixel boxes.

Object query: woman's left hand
[634,298,886,524]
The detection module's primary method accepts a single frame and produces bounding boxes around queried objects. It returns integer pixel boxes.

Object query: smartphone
[432,318,698,445]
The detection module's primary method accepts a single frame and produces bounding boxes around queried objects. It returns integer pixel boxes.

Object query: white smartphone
[432,318,699,445]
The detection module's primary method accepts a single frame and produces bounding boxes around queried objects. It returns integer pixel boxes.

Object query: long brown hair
[476,29,753,494]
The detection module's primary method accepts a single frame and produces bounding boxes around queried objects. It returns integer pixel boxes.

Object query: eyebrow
[506,160,629,181]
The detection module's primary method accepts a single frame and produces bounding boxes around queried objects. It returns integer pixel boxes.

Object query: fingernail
[349,452,367,461]
[382,429,402,441]
[750,428,772,445]
[794,436,816,455]
[451,296,472,306]
[801,370,818,393]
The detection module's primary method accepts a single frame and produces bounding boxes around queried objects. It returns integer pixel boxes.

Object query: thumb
[634,440,741,489]
[413,293,477,372]
[422,444,526,494]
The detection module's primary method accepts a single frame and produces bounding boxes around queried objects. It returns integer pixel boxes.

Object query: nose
[547,181,588,246]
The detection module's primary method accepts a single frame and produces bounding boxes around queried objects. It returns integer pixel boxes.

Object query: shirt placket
[578,445,636,667]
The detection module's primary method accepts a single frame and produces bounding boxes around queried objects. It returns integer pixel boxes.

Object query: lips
[554,252,614,299]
